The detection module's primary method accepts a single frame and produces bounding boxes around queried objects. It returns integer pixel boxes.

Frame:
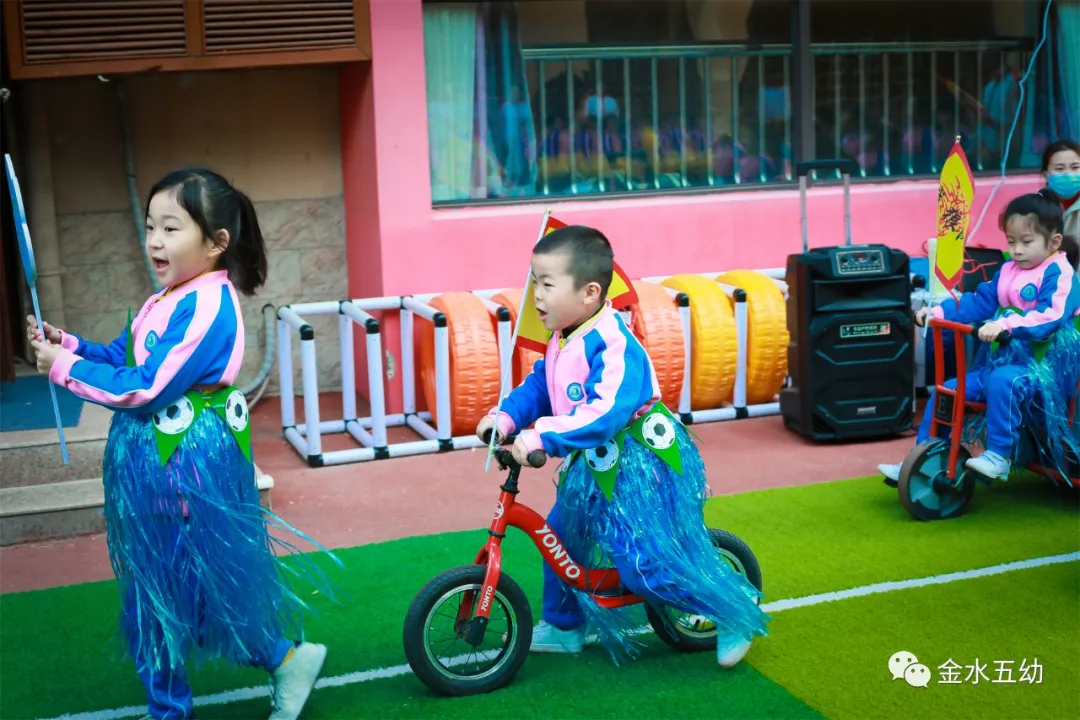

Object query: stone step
[0,470,275,546]
[0,401,112,488]
[0,437,108,488]
[0,478,106,545]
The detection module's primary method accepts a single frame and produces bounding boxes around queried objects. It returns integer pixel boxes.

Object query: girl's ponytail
[226,188,269,296]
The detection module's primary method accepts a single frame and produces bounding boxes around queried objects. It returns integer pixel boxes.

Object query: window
[421,0,1067,205]
[808,0,1063,178]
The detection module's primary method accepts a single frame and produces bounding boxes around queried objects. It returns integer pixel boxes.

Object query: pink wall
[340,0,1043,414]
[408,175,1040,293]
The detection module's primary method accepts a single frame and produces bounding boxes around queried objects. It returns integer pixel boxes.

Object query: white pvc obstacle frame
[278,268,795,467]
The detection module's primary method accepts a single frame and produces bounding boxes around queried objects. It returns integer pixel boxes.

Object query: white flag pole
[485,207,553,471]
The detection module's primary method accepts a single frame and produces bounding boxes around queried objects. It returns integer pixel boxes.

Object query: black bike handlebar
[482,429,547,469]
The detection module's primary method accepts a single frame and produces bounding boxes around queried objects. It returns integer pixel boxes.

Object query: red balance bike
[402,441,763,696]
[898,318,1080,521]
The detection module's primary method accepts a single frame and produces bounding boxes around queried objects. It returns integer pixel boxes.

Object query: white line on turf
[46,551,1080,720]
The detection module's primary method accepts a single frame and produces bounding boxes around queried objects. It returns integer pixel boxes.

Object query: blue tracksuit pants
[541,497,698,630]
[917,364,1034,455]
[122,531,293,720]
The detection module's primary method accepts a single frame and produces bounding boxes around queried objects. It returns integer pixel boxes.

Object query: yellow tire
[715,270,789,405]
[660,274,736,409]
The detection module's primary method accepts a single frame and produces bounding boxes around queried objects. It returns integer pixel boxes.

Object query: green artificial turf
[1,473,1077,719]
[704,472,1080,600]
[749,562,1080,720]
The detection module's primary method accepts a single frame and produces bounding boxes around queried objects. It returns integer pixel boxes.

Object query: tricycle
[898,317,1079,521]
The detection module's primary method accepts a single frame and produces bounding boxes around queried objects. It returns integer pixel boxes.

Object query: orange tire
[660,274,737,409]
[419,292,501,437]
[715,270,789,405]
[628,280,685,409]
[490,288,545,388]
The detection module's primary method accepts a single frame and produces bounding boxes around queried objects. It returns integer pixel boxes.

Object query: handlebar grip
[971,321,1012,345]
[527,450,547,469]
[481,428,494,444]
[796,159,858,178]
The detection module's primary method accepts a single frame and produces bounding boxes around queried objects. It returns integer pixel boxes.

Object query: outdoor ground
[1,397,1077,720]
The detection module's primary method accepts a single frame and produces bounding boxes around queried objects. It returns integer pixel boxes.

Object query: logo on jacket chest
[566,382,585,402]
[144,330,160,351]
[1019,283,1038,303]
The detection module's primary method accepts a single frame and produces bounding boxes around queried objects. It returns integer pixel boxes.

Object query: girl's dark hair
[1040,139,1080,172]
[145,168,269,296]
[998,188,1078,269]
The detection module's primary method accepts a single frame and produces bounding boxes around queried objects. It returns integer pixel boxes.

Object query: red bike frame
[461,451,644,628]
[928,318,1078,486]
[928,319,985,480]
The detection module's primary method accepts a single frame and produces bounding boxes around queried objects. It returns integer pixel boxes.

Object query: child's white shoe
[717,633,752,668]
[878,462,902,487]
[269,642,327,720]
[529,621,585,653]
[964,451,1011,481]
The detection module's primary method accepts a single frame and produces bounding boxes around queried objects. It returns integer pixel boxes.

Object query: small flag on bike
[932,137,975,301]
[514,215,638,355]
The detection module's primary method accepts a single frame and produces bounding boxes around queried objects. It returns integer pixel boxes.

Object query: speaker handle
[796,159,858,177]
[798,159,856,252]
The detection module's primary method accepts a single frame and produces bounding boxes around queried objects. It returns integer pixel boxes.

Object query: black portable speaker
[779,159,915,441]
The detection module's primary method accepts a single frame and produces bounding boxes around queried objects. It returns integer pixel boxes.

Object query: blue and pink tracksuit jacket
[923,251,1080,454]
[490,302,661,457]
[49,269,246,413]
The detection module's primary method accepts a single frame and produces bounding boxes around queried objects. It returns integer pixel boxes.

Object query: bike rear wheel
[646,528,763,652]
[403,564,533,696]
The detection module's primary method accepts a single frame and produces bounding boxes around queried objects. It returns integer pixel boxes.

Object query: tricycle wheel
[403,564,532,696]
[898,439,975,521]
[646,528,763,652]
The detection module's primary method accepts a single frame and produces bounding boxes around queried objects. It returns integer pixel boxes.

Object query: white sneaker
[965,451,1011,481]
[717,633,752,668]
[878,462,902,487]
[269,642,327,720]
[529,621,585,653]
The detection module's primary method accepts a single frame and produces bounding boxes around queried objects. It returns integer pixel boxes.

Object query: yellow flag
[516,216,638,354]
[934,138,975,296]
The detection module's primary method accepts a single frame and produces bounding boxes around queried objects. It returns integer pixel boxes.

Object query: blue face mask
[1047,171,1080,200]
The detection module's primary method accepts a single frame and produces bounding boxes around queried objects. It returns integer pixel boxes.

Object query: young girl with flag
[29,168,337,720]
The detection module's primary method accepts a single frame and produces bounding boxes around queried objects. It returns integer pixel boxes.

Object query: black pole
[791,0,814,165]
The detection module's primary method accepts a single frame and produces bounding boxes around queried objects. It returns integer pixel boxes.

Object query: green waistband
[561,401,690,500]
[992,307,1080,362]
[150,385,251,466]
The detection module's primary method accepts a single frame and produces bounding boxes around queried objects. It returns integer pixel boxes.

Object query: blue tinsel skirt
[965,324,1080,475]
[103,408,337,674]
[553,423,771,661]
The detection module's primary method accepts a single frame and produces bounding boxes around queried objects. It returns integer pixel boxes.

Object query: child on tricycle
[476,224,770,665]
[880,189,1080,490]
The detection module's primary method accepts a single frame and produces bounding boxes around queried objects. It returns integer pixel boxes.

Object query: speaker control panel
[832,247,886,276]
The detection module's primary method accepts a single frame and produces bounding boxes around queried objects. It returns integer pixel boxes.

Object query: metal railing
[517,39,1046,197]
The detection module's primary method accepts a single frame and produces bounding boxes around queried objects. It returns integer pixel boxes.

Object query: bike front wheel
[403,564,533,696]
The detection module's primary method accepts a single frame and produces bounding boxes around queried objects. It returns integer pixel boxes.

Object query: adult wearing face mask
[1042,139,1080,238]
